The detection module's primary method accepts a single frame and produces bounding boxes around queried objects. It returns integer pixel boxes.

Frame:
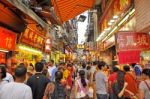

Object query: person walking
[123,65,138,98]
[95,61,108,99]
[75,70,89,99]
[0,65,32,99]
[139,69,150,99]
[27,62,50,99]
[43,71,67,99]
[0,64,7,90]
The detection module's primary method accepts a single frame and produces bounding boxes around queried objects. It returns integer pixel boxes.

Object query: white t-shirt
[3,73,14,82]
[0,82,32,99]
[48,66,56,76]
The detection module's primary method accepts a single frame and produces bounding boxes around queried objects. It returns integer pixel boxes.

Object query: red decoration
[0,27,17,51]
[118,50,140,64]
[116,32,150,51]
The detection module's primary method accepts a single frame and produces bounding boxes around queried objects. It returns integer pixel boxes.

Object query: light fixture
[104,27,111,31]
[118,15,129,26]
[113,15,119,19]
[0,49,8,53]
[19,45,42,54]
[129,9,135,15]
[108,22,113,26]
[110,19,115,23]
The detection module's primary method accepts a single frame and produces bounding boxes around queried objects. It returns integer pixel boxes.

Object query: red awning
[51,0,96,24]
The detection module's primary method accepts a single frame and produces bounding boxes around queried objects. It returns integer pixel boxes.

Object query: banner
[0,27,17,51]
[116,32,150,51]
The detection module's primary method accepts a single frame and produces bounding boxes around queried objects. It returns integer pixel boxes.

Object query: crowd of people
[0,60,150,99]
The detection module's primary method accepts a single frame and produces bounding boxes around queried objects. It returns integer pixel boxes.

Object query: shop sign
[77,44,84,49]
[116,32,150,51]
[118,50,140,64]
[20,28,45,50]
[45,38,51,52]
[100,0,132,32]
[0,52,6,63]
[0,27,17,51]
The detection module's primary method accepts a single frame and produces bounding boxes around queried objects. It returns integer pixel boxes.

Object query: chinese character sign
[116,32,150,51]
[45,38,51,52]
[0,27,17,50]
[20,28,45,50]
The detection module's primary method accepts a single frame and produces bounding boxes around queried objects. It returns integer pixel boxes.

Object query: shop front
[17,25,46,65]
[0,27,17,73]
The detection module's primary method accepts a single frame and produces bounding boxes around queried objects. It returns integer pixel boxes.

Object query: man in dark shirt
[27,62,50,99]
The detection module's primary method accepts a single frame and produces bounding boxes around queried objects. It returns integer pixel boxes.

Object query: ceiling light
[0,49,8,53]
[108,22,113,26]
[129,9,135,15]
[104,27,111,31]
[110,19,115,23]
[118,15,129,26]
[113,15,119,19]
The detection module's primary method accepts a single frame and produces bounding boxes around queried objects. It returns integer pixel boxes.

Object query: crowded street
[0,0,150,99]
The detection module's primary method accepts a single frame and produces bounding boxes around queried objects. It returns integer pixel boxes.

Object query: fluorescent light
[110,19,115,23]
[113,15,119,19]
[0,49,8,53]
[96,31,106,41]
[108,22,113,26]
[19,46,42,54]
[129,9,135,15]
[118,14,129,26]
[104,27,111,31]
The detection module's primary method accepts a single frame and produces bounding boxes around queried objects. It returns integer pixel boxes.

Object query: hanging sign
[20,28,45,50]
[0,27,17,51]
[116,32,150,51]
[45,38,51,52]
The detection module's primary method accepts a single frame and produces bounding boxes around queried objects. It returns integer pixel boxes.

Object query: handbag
[76,80,86,98]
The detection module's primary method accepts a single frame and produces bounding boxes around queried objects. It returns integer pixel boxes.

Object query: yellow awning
[51,0,96,24]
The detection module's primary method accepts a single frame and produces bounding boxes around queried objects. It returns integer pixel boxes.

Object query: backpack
[50,82,66,99]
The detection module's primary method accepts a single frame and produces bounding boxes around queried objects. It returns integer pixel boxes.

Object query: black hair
[19,63,25,67]
[79,70,87,87]
[112,66,119,72]
[0,65,6,79]
[35,62,44,72]
[14,65,27,78]
[123,65,130,72]
[117,70,125,90]
[82,63,86,69]
[87,66,91,70]
[67,63,72,67]
[142,69,150,77]
[93,61,97,65]
[131,63,136,68]
[55,71,63,82]
[97,61,106,70]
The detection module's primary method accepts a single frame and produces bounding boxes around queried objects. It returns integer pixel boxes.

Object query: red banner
[0,27,17,51]
[0,52,6,63]
[116,32,150,51]
[118,50,140,64]
[20,28,45,50]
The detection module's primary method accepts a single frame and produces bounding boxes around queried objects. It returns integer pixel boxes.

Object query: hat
[27,66,34,74]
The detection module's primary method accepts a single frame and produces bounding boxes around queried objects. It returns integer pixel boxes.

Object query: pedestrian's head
[123,65,130,72]
[142,69,150,79]
[35,62,44,72]
[79,70,87,87]
[117,70,125,89]
[50,60,54,66]
[97,61,106,70]
[55,71,63,82]
[0,64,6,80]
[82,63,86,69]
[112,66,119,72]
[14,65,27,81]
[67,63,72,70]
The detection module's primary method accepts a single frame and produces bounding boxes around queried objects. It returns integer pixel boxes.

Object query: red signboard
[0,52,6,63]
[0,27,17,51]
[116,32,150,51]
[45,38,51,52]
[20,28,45,50]
[118,50,140,64]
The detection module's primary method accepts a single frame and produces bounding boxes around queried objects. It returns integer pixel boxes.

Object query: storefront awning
[51,0,96,24]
